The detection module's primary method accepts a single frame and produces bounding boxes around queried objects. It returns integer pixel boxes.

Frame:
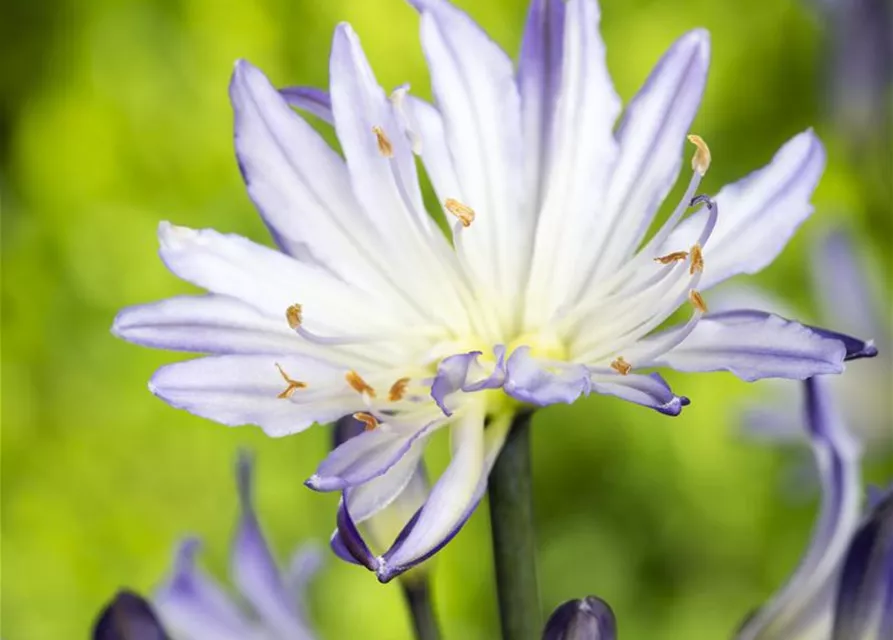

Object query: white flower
[114,0,873,581]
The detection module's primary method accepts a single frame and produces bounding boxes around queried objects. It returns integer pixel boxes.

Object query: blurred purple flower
[152,454,321,640]
[93,591,169,640]
[542,596,616,640]
[546,378,892,640]
[113,0,875,581]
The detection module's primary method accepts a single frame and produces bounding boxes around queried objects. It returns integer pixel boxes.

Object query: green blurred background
[2,0,891,637]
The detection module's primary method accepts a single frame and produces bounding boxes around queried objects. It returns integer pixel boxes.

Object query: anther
[687,134,711,175]
[689,289,708,313]
[444,198,475,227]
[275,363,307,399]
[389,377,410,402]
[372,126,394,157]
[610,357,632,376]
[689,244,704,275]
[353,412,379,431]
[346,370,376,397]
[654,250,689,265]
[286,304,303,329]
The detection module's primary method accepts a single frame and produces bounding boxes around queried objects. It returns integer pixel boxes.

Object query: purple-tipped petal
[589,371,687,416]
[736,377,862,639]
[112,295,305,357]
[801,324,878,361]
[334,498,379,571]
[93,591,169,640]
[587,29,710,281]
[330,529,362,566]
[431,347,506,415]
[279,86,333,124]
[542,596,617,640]
[154,539,255,640]
[665,130,826,291]
[639,310,849,382]
[308,418,440,491]
[504,347,591,406]
[231,453,313,639]
[832,489,893,640]
[149,354,359,436]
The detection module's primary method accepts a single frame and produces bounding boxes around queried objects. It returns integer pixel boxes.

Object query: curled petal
[431,347,506,415]
[504,347,591,406]
[737,377,862,639]
[637,310,851,382]
[543,596,617,640]
[589,371,688,416]
[278,86,333,124]
[231,453,313,639]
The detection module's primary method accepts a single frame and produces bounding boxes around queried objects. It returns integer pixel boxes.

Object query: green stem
[400,577,442,640]
[488,411,541,640]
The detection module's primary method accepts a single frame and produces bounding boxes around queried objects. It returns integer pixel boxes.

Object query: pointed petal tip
[157,220,199,250]
[305,474,344,492]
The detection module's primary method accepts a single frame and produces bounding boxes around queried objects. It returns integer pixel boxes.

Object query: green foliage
[1,0,890,638]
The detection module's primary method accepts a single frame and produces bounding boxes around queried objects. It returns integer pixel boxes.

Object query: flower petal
[283,543,325,614]
[150,354,361,436]
[377,402,487,579]
[231,453,314,639]
[634,310,849,382]
[343,443,427,523]
[736,377,862,639]
[585,29,710,283]
[543,596,618,640]
[665,130,826,291]
[154,539,255,640]
[504,346,591,406]
[362,461,430,555]
[524,0,622,326]
[278,86,333,124]
[410,0,528,316]
[93,591,169,640]
[231,60,404,299]
[403,96,463,209]
[589,371,688,416]
[832,488,893,640]
[307,417,440,491]
[430,347,506,415]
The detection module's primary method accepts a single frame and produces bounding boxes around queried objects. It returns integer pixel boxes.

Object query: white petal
[664,130,825,290]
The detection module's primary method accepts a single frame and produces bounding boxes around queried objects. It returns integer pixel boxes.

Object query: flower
[544,378,893,640]
[722,230,889,450]
[113,0,876,581]
[152,454,322,639]
[93,590,169,640]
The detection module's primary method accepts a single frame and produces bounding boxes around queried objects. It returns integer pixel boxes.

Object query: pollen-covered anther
[275,363,307,399]
[610,357,632,376]
[689,244,704,275]
[444,198,475,227]
[285,304,303,329]
[388,377,410,402]
[654,250,689,265]
[346,370,376,398]
[353,412,379,431]
[372,126,394,157]
[689,289,708,313]
[687,134,711,175]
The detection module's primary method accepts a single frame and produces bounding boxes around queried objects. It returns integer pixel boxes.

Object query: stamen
[444,198,475,227]
[353,412,379,431]
[691,194,719,247]
[689,244,704,275]
[275,363,307,399]
[654,250,689,264]
[610,357,632,376]
[286,304,303,329]
[372,126,394,157]
[687,134,711,175]
[689,289,708,313]
[346,370,376,398]
[389,377,410,402]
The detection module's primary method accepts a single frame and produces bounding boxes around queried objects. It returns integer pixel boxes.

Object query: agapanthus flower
[722,230,889,449]
[113,0,876,581]
[543,378,893,640]
[152,454,322,639]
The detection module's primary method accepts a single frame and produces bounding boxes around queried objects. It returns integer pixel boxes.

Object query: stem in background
[488,411,540,640]
[400,577,442,640]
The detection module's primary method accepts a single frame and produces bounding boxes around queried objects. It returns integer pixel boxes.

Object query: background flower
[1,0,890,638]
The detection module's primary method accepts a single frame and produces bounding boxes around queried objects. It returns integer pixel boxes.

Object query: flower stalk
[400,577,442,640]
[488,410,540,640]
